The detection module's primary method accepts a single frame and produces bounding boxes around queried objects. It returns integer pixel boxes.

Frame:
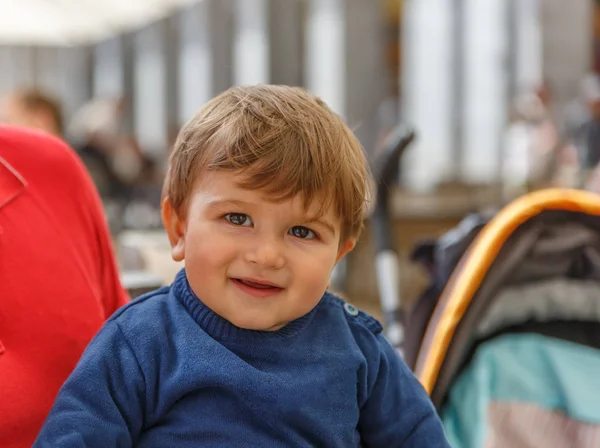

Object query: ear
[162,198,186,262]
[336,239,356,264]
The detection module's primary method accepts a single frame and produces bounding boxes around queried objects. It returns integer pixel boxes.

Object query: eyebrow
[304,217,337,236]
[205,198,251,210]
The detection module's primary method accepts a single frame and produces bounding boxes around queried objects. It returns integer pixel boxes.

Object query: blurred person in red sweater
[0,126,129,447]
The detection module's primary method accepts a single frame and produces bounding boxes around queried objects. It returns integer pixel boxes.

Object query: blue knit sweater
[34,269,448,447]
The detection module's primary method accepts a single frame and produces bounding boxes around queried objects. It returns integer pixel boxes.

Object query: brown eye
[225,213,252,227]
[289,226,315,239]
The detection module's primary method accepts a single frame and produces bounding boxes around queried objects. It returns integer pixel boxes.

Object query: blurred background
[1,0,600,316]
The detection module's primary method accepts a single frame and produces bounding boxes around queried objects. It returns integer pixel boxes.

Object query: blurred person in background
[69,97,150,230]
[503,82,578,202]
[531,83,580,190]
[503,87,555,198]
[564,73,600,191]
[502,93,537,200]
[0,89,63,137]
[563,73,600,138]
[0,126,129,447]
[69,97,144,193]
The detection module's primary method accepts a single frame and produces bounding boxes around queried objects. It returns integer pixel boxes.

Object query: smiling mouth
[231,278,284,298]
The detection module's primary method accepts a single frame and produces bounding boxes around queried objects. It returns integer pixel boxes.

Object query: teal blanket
[441,334,600,447]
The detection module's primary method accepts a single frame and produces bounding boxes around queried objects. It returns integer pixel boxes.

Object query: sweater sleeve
[357,331,450,447]
[33,321,144,447]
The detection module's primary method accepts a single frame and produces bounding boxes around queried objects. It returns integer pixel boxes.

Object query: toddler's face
[164,170,354,331]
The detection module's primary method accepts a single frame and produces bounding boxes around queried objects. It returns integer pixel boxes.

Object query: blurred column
[540,0,593,111]
[93,37,124,98]
[345,0,387,149]
[133,22,168,156]
[305,0,386,145]
[460,0,509,184]
[514,0,542,93]
[268,0,303,86]
[450,0,466,180]
[401,0,454,192]
[0,47,13,94]
[58,46,94,128]
[6,46,36,88]
[0,46,36,94]
[122,34,136,136]
[234,0,269,85]
[165,15,179,139]
[178,0,233,125]
[305,0,345,116]
[35,47,62,93]
[35,45,93,130]
[91,35,136,136]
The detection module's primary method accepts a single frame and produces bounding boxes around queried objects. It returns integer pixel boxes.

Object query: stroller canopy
[413,188,600,408]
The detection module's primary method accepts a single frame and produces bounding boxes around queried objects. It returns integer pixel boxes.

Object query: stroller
[402,188,600,447]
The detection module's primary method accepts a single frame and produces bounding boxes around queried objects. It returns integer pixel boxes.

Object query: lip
[231,278,284,299]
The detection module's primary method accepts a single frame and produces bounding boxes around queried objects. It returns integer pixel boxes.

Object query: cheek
[291,248,338,287]
[184,225,239,270]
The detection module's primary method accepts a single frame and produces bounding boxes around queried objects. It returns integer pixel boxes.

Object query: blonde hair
[164,85,374,242]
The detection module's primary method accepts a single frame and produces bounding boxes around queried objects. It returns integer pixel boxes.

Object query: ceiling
[0,0,201,46]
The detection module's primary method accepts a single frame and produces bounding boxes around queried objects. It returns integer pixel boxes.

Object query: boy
[34,85,449,447]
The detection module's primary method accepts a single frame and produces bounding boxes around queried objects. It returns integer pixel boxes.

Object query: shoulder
[108,286,173,327]
[107,287,173,342]
[319,294,402,403]
[0,126,80,169]
[320,292,384,336]
[107,284,200,340]
[0,126,92,191]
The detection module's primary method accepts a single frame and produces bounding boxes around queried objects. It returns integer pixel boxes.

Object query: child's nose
[245,237,285,269]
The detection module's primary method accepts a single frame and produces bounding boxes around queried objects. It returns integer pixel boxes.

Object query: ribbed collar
[172,269,320,342]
